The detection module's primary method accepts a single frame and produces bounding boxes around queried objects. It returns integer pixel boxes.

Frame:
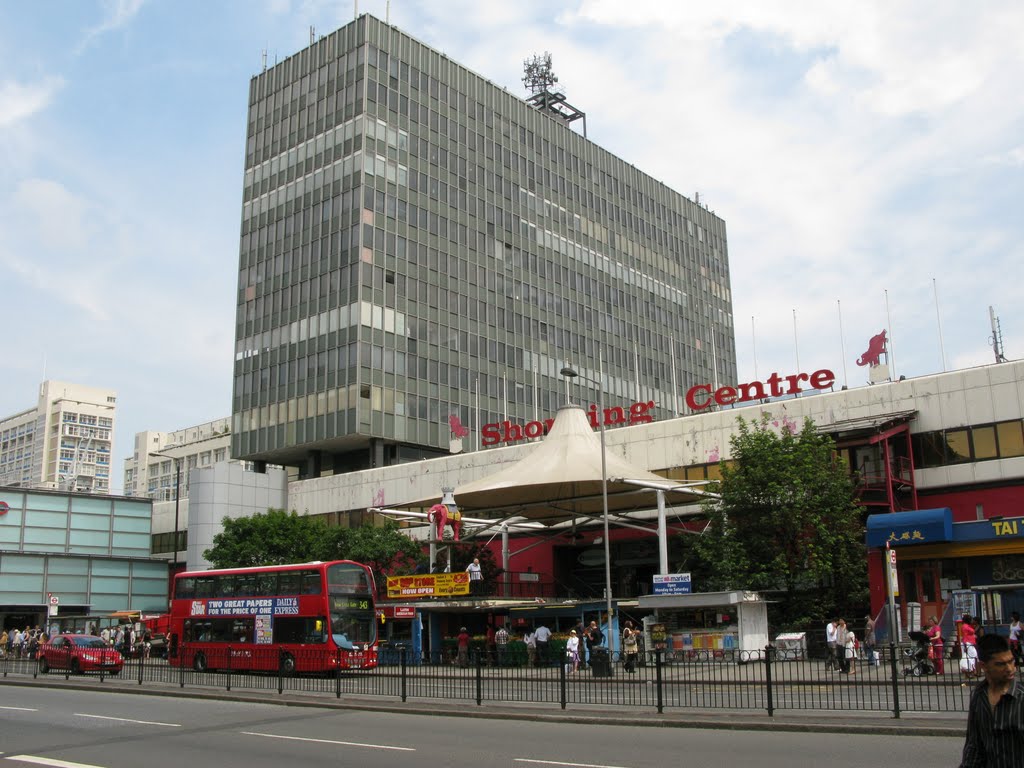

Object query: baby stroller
[902,631,935,677]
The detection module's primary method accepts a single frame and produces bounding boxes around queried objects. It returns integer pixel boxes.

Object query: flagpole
[933,278,947,372]
[793,309,801,373]
[670,334,679,417]
[711,330,719,392]
[885,290,897,379]
[751,316,759,383]
[838,300,848,389]
[474,378,480,452]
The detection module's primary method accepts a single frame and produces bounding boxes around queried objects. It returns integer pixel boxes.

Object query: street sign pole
[885,542,902,718]
[886,543,899,642]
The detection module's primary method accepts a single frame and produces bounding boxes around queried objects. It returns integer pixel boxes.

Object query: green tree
[203,509,334,568]
[681,415,867,628]
[327,520,424,579]
[204,511,425,585]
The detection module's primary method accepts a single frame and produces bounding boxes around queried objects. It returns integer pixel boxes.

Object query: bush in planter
[504,639,528,666]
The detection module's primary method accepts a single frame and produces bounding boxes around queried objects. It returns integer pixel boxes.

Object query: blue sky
[2,1,1022,490]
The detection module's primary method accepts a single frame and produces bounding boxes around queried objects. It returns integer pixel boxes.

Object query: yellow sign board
[386,572,470,599]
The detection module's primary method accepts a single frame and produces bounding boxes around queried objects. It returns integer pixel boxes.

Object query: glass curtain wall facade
[232,15,735,475]
[0,487,169,626]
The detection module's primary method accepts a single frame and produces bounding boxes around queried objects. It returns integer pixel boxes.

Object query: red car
[37,634,124,675]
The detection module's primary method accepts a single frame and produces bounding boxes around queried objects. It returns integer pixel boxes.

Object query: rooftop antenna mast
[990,306,1008,363]
[523,52,587,137]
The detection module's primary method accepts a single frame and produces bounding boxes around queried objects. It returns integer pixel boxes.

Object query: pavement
[1,674,967,737]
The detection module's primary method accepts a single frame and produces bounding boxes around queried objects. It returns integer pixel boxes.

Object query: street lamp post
[560,357,615,654]
[149,452,182,571]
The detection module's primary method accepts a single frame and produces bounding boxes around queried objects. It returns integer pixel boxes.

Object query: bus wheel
[193,653,208,673]
[38,657,49,674]
[280,653,296,675]
[71,659,81,675]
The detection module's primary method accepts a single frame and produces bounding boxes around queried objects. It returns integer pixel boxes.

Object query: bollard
[475,650,483,706]
[400,645,408,703]
[888,641,901,719]
[336,647,342,699]
[764,645,775,717]
[278,648,284,696]
[138,646,145,686]
[655,649,663,714]
[559,653,567,710]
[226,645,232,692]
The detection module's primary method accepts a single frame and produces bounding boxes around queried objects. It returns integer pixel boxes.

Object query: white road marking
[240,731,415,751]
[515,760,634,768]
[4,756,109,768]
[0,707,38,712]
[73,713,180,727]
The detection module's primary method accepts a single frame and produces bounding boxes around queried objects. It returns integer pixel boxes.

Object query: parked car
[37,634,124,675]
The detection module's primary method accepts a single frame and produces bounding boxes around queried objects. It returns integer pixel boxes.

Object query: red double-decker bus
[168,560,377,674]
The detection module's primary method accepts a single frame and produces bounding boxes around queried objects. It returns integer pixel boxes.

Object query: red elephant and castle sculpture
[856,330,888,367]
[427,488,461,541]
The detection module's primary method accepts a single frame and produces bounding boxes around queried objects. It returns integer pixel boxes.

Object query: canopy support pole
[657,489,668,575]
[501,524,510,598]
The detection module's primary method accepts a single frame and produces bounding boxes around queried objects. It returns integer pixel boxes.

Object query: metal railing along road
[1,642,996,717]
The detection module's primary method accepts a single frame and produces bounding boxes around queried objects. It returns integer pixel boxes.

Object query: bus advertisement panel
[168,560,377,674]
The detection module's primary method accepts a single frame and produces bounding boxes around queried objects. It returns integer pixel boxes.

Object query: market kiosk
[638,590,769,659]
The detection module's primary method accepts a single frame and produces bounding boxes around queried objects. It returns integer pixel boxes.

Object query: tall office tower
[0,381,117,493]
[233,15,735,477]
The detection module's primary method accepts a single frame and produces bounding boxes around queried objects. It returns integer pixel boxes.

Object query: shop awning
[865,508,953,547]
[816,410,916,446]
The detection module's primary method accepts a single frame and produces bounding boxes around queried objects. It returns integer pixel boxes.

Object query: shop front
[866,508,1024,636]
[376,605,422,664]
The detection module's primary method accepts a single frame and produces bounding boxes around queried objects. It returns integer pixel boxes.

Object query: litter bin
[589,646,613,677]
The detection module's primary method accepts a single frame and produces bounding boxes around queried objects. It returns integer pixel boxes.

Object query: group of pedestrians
[564,620,606,673]
[0,626,47,659]
[825,611,1021,681]
[825,618,859,674]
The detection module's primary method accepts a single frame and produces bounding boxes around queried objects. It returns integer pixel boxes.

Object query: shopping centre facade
[274,358,1024,633]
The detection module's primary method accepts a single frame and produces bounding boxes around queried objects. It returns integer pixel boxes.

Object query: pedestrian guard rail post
[1,639,997,717]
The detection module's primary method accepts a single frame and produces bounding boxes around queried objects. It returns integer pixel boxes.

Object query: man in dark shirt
[960,633,1024,767]
[586,620,604,659]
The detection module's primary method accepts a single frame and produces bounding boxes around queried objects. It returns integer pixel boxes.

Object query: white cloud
[3,1,1024,476]
[11,178,92,250]
[982,146,1024,167]
[75,0,147,54]
[0,77,64,128]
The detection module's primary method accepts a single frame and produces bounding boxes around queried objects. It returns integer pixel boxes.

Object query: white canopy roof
[401,405,709,525]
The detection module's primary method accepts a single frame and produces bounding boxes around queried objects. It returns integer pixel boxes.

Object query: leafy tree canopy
[203,510,425,580]
[680,415,868,628]
[204,509,334,568]
[330,520,424,578]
